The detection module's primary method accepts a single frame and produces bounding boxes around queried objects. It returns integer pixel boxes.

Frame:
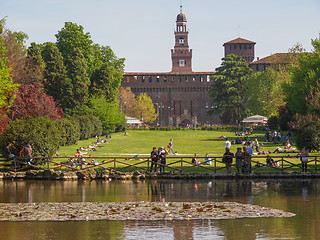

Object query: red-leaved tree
[9,83,64,120]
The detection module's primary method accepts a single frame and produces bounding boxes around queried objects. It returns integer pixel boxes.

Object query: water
[0,179,318,239]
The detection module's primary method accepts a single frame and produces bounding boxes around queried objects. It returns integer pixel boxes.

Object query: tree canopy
[209,54,253,125]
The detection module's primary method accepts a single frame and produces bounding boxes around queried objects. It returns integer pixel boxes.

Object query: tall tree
[41,43,68,105]
[65,48,90,112]
[209,54,253,125]
[133,93,158,123]
[0,18,19,132]
[283,34,320,115]
[56,22,94,75]
[24,42,45,83]
[118,86,136,117]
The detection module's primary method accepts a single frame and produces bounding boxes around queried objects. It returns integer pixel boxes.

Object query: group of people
[4,142,33,166]
[222,144,254,174]
[150,146,168,172]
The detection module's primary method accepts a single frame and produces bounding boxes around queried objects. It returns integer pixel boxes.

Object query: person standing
[298,147,309,172]
[222,148,234,174]
[150,147,158,172]
[159,147,168,173]
[224,138,231,150]
[246,142,253,173]
[235,147,243,173]
[168,138,175,154]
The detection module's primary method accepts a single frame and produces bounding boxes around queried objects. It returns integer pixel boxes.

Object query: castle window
[234,44,236,49]
[149,76,152,82]
[244,44,247,49]
[207,75,210,82]
[126,76,130,83]
[239,44,242,49]
[249,44,252,49]
[156,76,160,82]
[256,65,259,71]
[229,45,231,49]
[179,38,184,44]
[142,76,145,83]
[179,60,185,66]
[134,76,138,83]
[164,76,167,82]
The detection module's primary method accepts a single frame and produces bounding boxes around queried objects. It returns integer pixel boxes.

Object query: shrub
[59,117,80,145]
[76,115,93,140]
[88,115,103,137]
[0,117,66,163]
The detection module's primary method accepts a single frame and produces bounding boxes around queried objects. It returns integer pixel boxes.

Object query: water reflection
[0,179,319,239]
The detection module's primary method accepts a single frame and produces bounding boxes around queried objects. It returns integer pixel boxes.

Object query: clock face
[179,38,184,44]
[179,60,185,66]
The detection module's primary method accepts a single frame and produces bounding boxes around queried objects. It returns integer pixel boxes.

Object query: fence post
[14,159,17,173]
[180,158,183,173]
[214,158,216,173]
[315,156,317,173]
[147,158,150,172]
[47,158,50,170]
[281,157,284,172]
[114,158,116,171]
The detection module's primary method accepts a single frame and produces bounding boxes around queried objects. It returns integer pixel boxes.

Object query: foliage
[132,93,158,123]
[118,86,137,117]
[209,54,253,125]
[59,117,80,145]
[56,22,94,75]
[76,115,94,140]
[0,19,19,113]
[267,116,279,130]
[9,82,63,120]
[90,62,123,100]
[88,115,103,137]
[0,117,66,161]
[291,113,320,152]
[88,95,125,133]
[41,43,69,107]
[25,42,45,83]
[283,34,320,115]
[246,68,286,117]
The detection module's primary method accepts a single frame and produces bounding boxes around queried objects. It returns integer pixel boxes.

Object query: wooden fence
[0,155,319,174]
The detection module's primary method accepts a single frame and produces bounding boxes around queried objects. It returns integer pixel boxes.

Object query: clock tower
[171,6,192,72]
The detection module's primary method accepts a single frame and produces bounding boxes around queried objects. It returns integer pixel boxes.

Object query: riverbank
[1,169,320,180]
[0,201,295,221]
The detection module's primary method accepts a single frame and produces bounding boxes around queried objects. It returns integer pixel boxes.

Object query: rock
[76,170,90,180]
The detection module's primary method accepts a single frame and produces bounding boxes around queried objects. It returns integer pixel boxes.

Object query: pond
[0,179,318,239]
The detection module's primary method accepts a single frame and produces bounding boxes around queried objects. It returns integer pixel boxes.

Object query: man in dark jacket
[223,148,234,174]
[150,147,158,172]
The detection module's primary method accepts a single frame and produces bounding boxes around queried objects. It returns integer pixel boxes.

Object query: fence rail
[1,155,319,174]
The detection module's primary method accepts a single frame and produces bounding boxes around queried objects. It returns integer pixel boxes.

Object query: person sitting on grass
[192,154,200,165]
[203,153,212,165]
[266,155,276,167]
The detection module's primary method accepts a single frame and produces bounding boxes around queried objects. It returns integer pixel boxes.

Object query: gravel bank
[0,201,295,221]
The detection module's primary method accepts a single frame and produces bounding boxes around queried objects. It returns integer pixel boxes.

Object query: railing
[0,155,319,174]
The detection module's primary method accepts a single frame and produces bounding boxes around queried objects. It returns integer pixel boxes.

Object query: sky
[1,0,320,72]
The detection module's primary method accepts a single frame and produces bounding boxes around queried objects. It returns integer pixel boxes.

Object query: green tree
[90,63,123,100]
[209,54,253,125]
[283,35,320,115]
[0,19,19,113]
[56,22,95,75]
[65,48,90,112]
[24,42,45,83]
[246,68,285,117]
[133,93,158,123]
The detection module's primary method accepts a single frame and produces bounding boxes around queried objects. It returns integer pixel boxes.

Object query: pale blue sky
[1,0,320,72]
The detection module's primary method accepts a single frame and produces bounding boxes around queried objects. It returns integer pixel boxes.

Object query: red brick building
[122,8,216,126]
[223,37,256,63]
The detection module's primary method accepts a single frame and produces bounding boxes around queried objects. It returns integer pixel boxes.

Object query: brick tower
[223,37,256,63]
[171,6,192,72]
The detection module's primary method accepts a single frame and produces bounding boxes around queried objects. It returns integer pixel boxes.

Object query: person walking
[224,138,231,150]
[168,138,175,154]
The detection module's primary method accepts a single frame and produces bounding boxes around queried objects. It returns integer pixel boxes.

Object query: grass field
[2,129,319,173]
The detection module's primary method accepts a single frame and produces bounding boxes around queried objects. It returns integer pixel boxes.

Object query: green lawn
[2,129,319,173]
